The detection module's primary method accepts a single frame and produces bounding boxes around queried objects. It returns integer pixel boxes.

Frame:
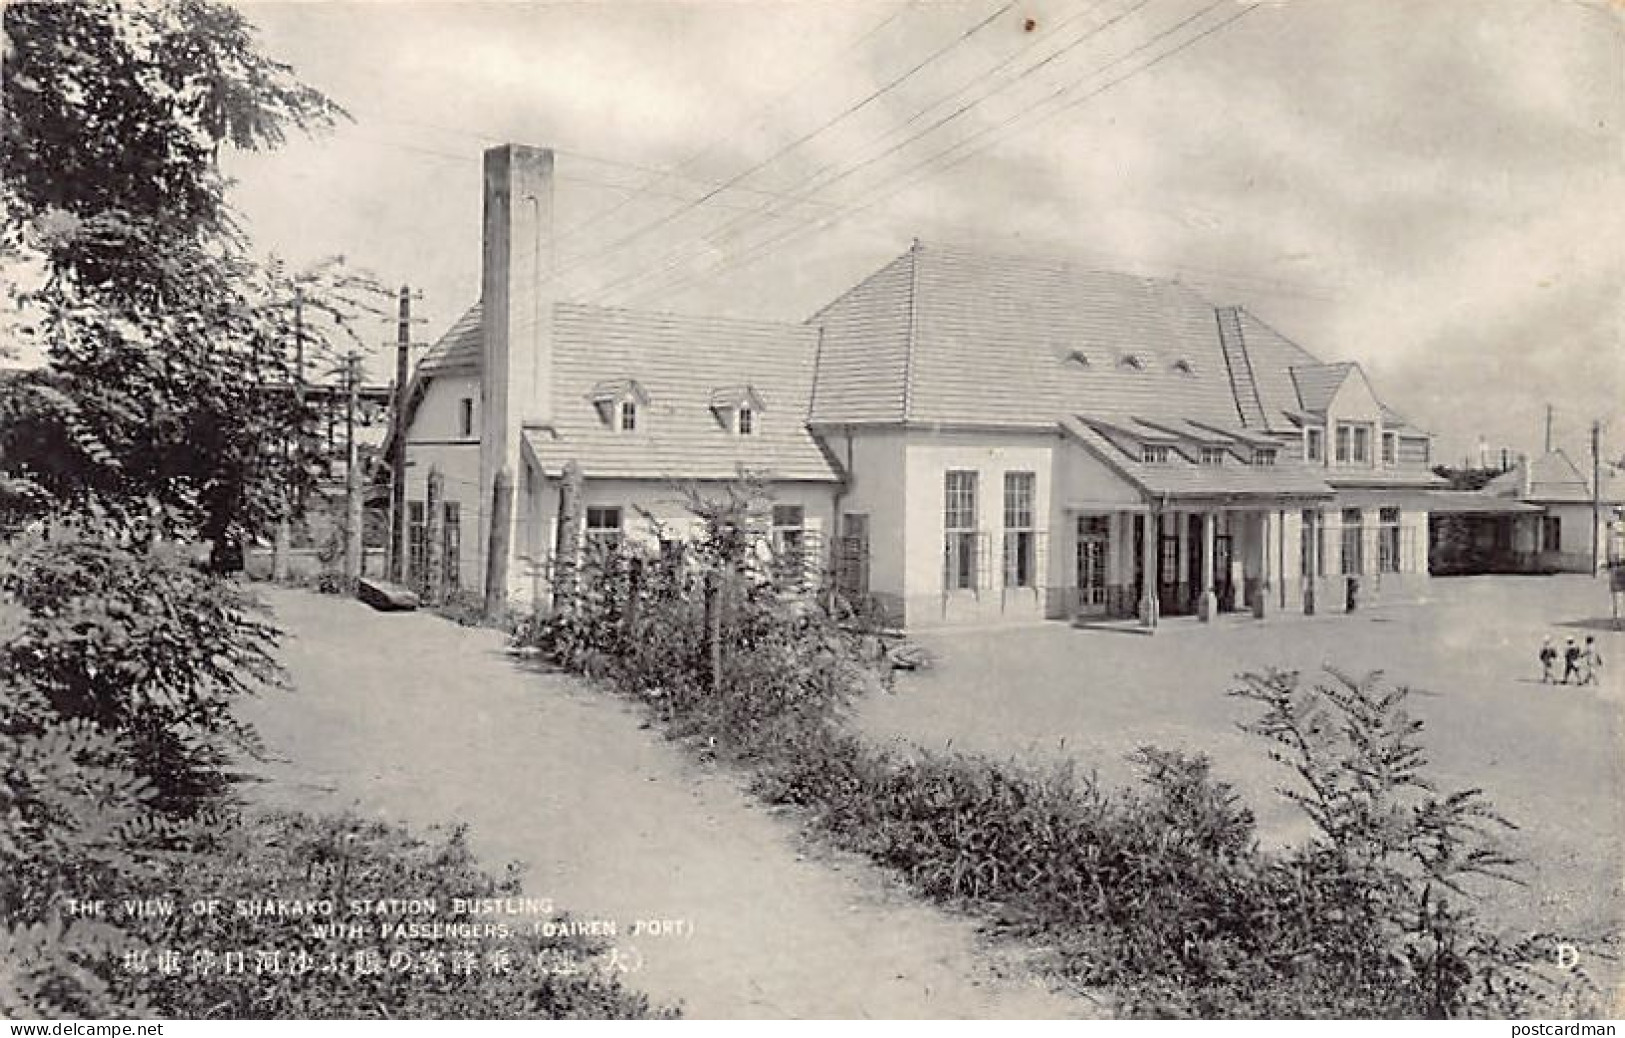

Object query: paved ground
[859,575,1625,980]
[237,587,1099,1020]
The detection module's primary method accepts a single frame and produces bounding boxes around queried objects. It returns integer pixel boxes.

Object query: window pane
[945,471,977,530]
[1003,472,1034,529]
[772,504,804,528]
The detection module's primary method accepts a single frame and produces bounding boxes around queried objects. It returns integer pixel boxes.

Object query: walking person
[1562,637,1583,685]
[1582,636,1604,686]
[1540,636,1557,684]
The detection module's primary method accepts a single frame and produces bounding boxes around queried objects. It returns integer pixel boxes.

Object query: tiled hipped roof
[811,242,1243,428]
[523,303,840,483]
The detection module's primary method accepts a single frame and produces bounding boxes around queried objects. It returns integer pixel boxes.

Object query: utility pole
[271,287,306,582]
[1545,403,1554,455]
[1592,418,1602,575]
[389,285,412,583]
[344,352,363,583]
[385,285,424,586]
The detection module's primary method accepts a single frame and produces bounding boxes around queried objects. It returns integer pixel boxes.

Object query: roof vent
[1064,349,1091,368]
[1118,353,1145,371]
[1172,359,1195,375]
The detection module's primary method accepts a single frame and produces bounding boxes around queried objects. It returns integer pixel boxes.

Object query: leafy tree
[1,0,384,566]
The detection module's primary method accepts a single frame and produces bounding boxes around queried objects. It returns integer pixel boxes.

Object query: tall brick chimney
[477,144,556,580]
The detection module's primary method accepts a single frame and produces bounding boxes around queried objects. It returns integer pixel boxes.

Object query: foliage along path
[239,588,1099,1019]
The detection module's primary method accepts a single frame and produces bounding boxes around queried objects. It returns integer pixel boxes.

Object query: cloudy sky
[223,0,1624,465]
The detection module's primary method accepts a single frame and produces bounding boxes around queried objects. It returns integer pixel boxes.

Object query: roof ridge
[902,240,920,422]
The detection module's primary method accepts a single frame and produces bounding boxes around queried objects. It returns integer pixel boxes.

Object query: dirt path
[237,588,1098,1019]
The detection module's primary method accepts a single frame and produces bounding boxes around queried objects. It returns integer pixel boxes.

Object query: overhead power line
[621,1,1259,307]
[590,0,1167,303]
[535,0,1021,296]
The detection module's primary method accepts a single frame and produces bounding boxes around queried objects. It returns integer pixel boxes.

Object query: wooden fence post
[703,570,723,694]
[483,466,514,619]
[624,555,642,643]
[553,460,583,613]
[425,466,444,604]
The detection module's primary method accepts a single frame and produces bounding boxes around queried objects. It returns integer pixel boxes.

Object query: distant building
[1463,451,1625,573]
[389,144,1445,628]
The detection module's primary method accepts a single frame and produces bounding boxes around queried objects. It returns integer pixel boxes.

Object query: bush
[0,527,282,808]
[524,493,888,764]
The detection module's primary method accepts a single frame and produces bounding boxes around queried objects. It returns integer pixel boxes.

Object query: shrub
[0,526,282,808]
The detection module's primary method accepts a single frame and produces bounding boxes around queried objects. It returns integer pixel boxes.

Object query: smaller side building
[1469,451,1625,573]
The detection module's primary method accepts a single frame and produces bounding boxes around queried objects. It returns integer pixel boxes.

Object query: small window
[1142,445,1170,464]
[1002,472,1037,590]
[1382,431,1397,466]
[1378,507,1401,573]
[1336,422,1371,464]
[1253,447,1278,466]
[1306,427,1324,462]
[585,506,623,553]
[771,504,805,585]
[458,397,474,438]
[1301,509,1326,577]
[618,400,638,432]
[737,406,754,436]
[1340,507,1364,575]
[443,502,461,589]
[1542,516,1561,553]
[944,471,980,591]
[1200,446,1225,466]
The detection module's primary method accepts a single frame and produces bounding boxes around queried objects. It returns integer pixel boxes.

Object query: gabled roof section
[708,384,766,412]
[1289,362,1355,414]
[530,303,839,483]
[1485,450,1624,504]
[588,378,650,406]
[418,304,482,376]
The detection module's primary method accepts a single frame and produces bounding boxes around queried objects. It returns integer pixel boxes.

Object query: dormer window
[1142,445,1170,464]
[1253,447,1278,467]
[588,378,650,432]
[1200,446,1225,466]
[710,384,766,436]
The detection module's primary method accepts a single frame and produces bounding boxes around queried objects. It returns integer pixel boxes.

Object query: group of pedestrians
[1540,634,1604,685]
